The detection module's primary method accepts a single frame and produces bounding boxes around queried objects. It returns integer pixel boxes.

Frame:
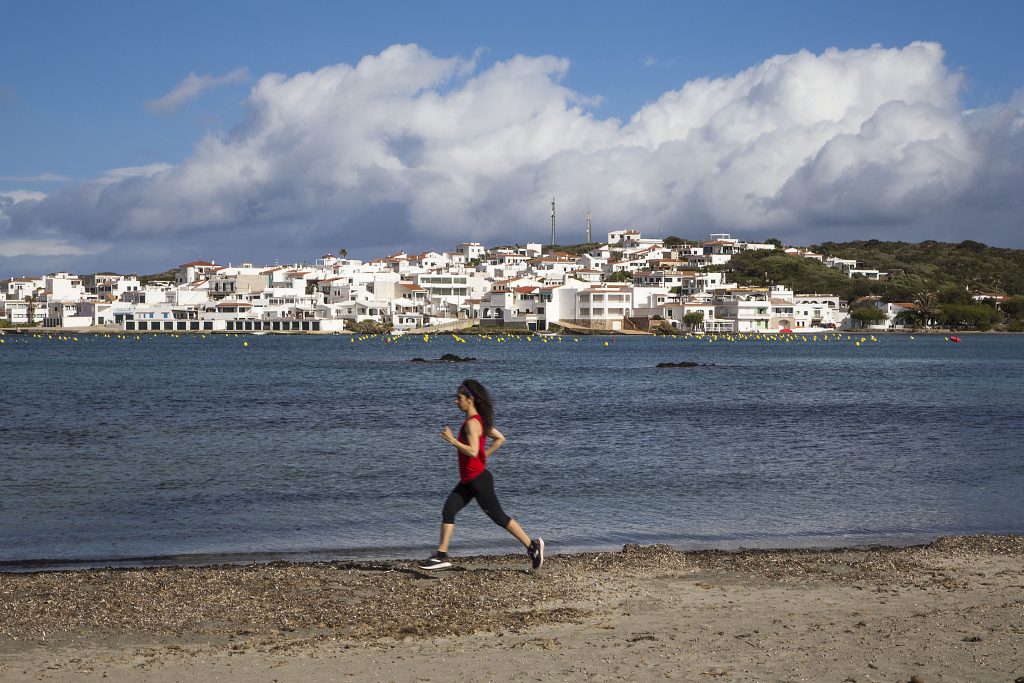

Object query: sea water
[1,332,1022,570]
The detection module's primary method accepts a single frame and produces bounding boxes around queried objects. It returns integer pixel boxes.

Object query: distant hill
[723,239,1024,302]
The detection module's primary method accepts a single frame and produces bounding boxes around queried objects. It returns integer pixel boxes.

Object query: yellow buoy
[243,341,249,347]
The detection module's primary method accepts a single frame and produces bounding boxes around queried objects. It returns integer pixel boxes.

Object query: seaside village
[1,231,895,335]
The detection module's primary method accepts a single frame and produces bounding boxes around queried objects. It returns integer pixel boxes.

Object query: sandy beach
[1,535,1021,682]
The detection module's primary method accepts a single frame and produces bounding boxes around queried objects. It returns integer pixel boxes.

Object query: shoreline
[5,325,1023,337]
[0,530,981,575]
[2,534,1020,681]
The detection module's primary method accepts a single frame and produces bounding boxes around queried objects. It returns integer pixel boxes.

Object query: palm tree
[24,295,37,326]
[912,289,939,328]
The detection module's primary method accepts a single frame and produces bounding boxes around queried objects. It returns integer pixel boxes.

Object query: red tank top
[457,414,487,483]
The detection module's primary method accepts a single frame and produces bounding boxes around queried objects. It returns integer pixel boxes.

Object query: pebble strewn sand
[1,535,1022,682]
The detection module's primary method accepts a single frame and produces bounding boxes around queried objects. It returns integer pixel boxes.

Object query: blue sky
[2,0,1024,276]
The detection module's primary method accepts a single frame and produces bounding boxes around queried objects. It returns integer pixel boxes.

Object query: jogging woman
[419,379,544,571]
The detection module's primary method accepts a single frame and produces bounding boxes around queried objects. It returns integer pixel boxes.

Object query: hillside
[720,239,1024,302]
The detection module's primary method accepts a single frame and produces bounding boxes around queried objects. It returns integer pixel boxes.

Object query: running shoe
[418,553,452,570]
[527,538,545,570]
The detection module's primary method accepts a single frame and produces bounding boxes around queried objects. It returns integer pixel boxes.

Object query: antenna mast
[586,197,592,243]
[550,196,556,246]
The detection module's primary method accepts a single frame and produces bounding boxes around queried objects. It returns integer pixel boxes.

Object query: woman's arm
[485,427,505,457]
[441,419,483,457]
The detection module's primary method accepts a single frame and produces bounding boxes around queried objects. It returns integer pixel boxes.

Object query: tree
[338,248,348,259]
[893,310,919,329]
[683,311,705,331]
[999,296,1024,321]
[605,270,632,283]
[849,306,888,328]
[911,289,939,328]
[24,295,37,326]
[937,284,972,305]
[766,237,783,249]
[939,304,1000,331]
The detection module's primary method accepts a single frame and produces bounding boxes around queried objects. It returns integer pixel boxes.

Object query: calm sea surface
[1,332,1022,570]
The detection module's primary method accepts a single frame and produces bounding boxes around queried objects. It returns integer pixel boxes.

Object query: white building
[573,285,634,330]
[175,261,220,285]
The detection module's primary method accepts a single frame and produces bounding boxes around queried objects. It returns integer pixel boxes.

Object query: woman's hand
[441,425,455,443]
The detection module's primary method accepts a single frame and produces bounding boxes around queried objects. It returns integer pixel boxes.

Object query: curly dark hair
[458,379,494,433]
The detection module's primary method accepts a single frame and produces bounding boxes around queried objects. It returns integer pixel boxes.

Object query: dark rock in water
[657,361,714,368]
[439,353,476,362]
[411,358,428,363]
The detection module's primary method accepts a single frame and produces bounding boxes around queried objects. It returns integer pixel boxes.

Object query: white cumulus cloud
[0,238,106,258]
[144,67,251,115]
[4,42,1024,277]
[0,190,47,203]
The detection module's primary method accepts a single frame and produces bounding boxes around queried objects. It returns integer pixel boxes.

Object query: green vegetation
[725,249,857,297]
[605,270,632,282]
[683,311,705,330]
[849,306,889,327]
[938,304,1001,331]
[664,235,702,247]
[724,239,1024,301]
[719,238,1024,330]
[810,239,1024,295]
[140,269,177,285]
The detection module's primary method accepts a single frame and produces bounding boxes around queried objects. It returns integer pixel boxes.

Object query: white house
[712,288,772,333]
[175,261,220,285]
[573,285,633,330]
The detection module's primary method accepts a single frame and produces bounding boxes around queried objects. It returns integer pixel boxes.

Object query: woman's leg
[438,483,473,552]
[470,471,531,548]
[504,519,532,548]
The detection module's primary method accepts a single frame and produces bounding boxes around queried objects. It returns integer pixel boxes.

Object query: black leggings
[442,469,512,528]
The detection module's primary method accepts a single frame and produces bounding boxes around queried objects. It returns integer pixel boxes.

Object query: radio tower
[586,200,592,243]
[550,196,557,246]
